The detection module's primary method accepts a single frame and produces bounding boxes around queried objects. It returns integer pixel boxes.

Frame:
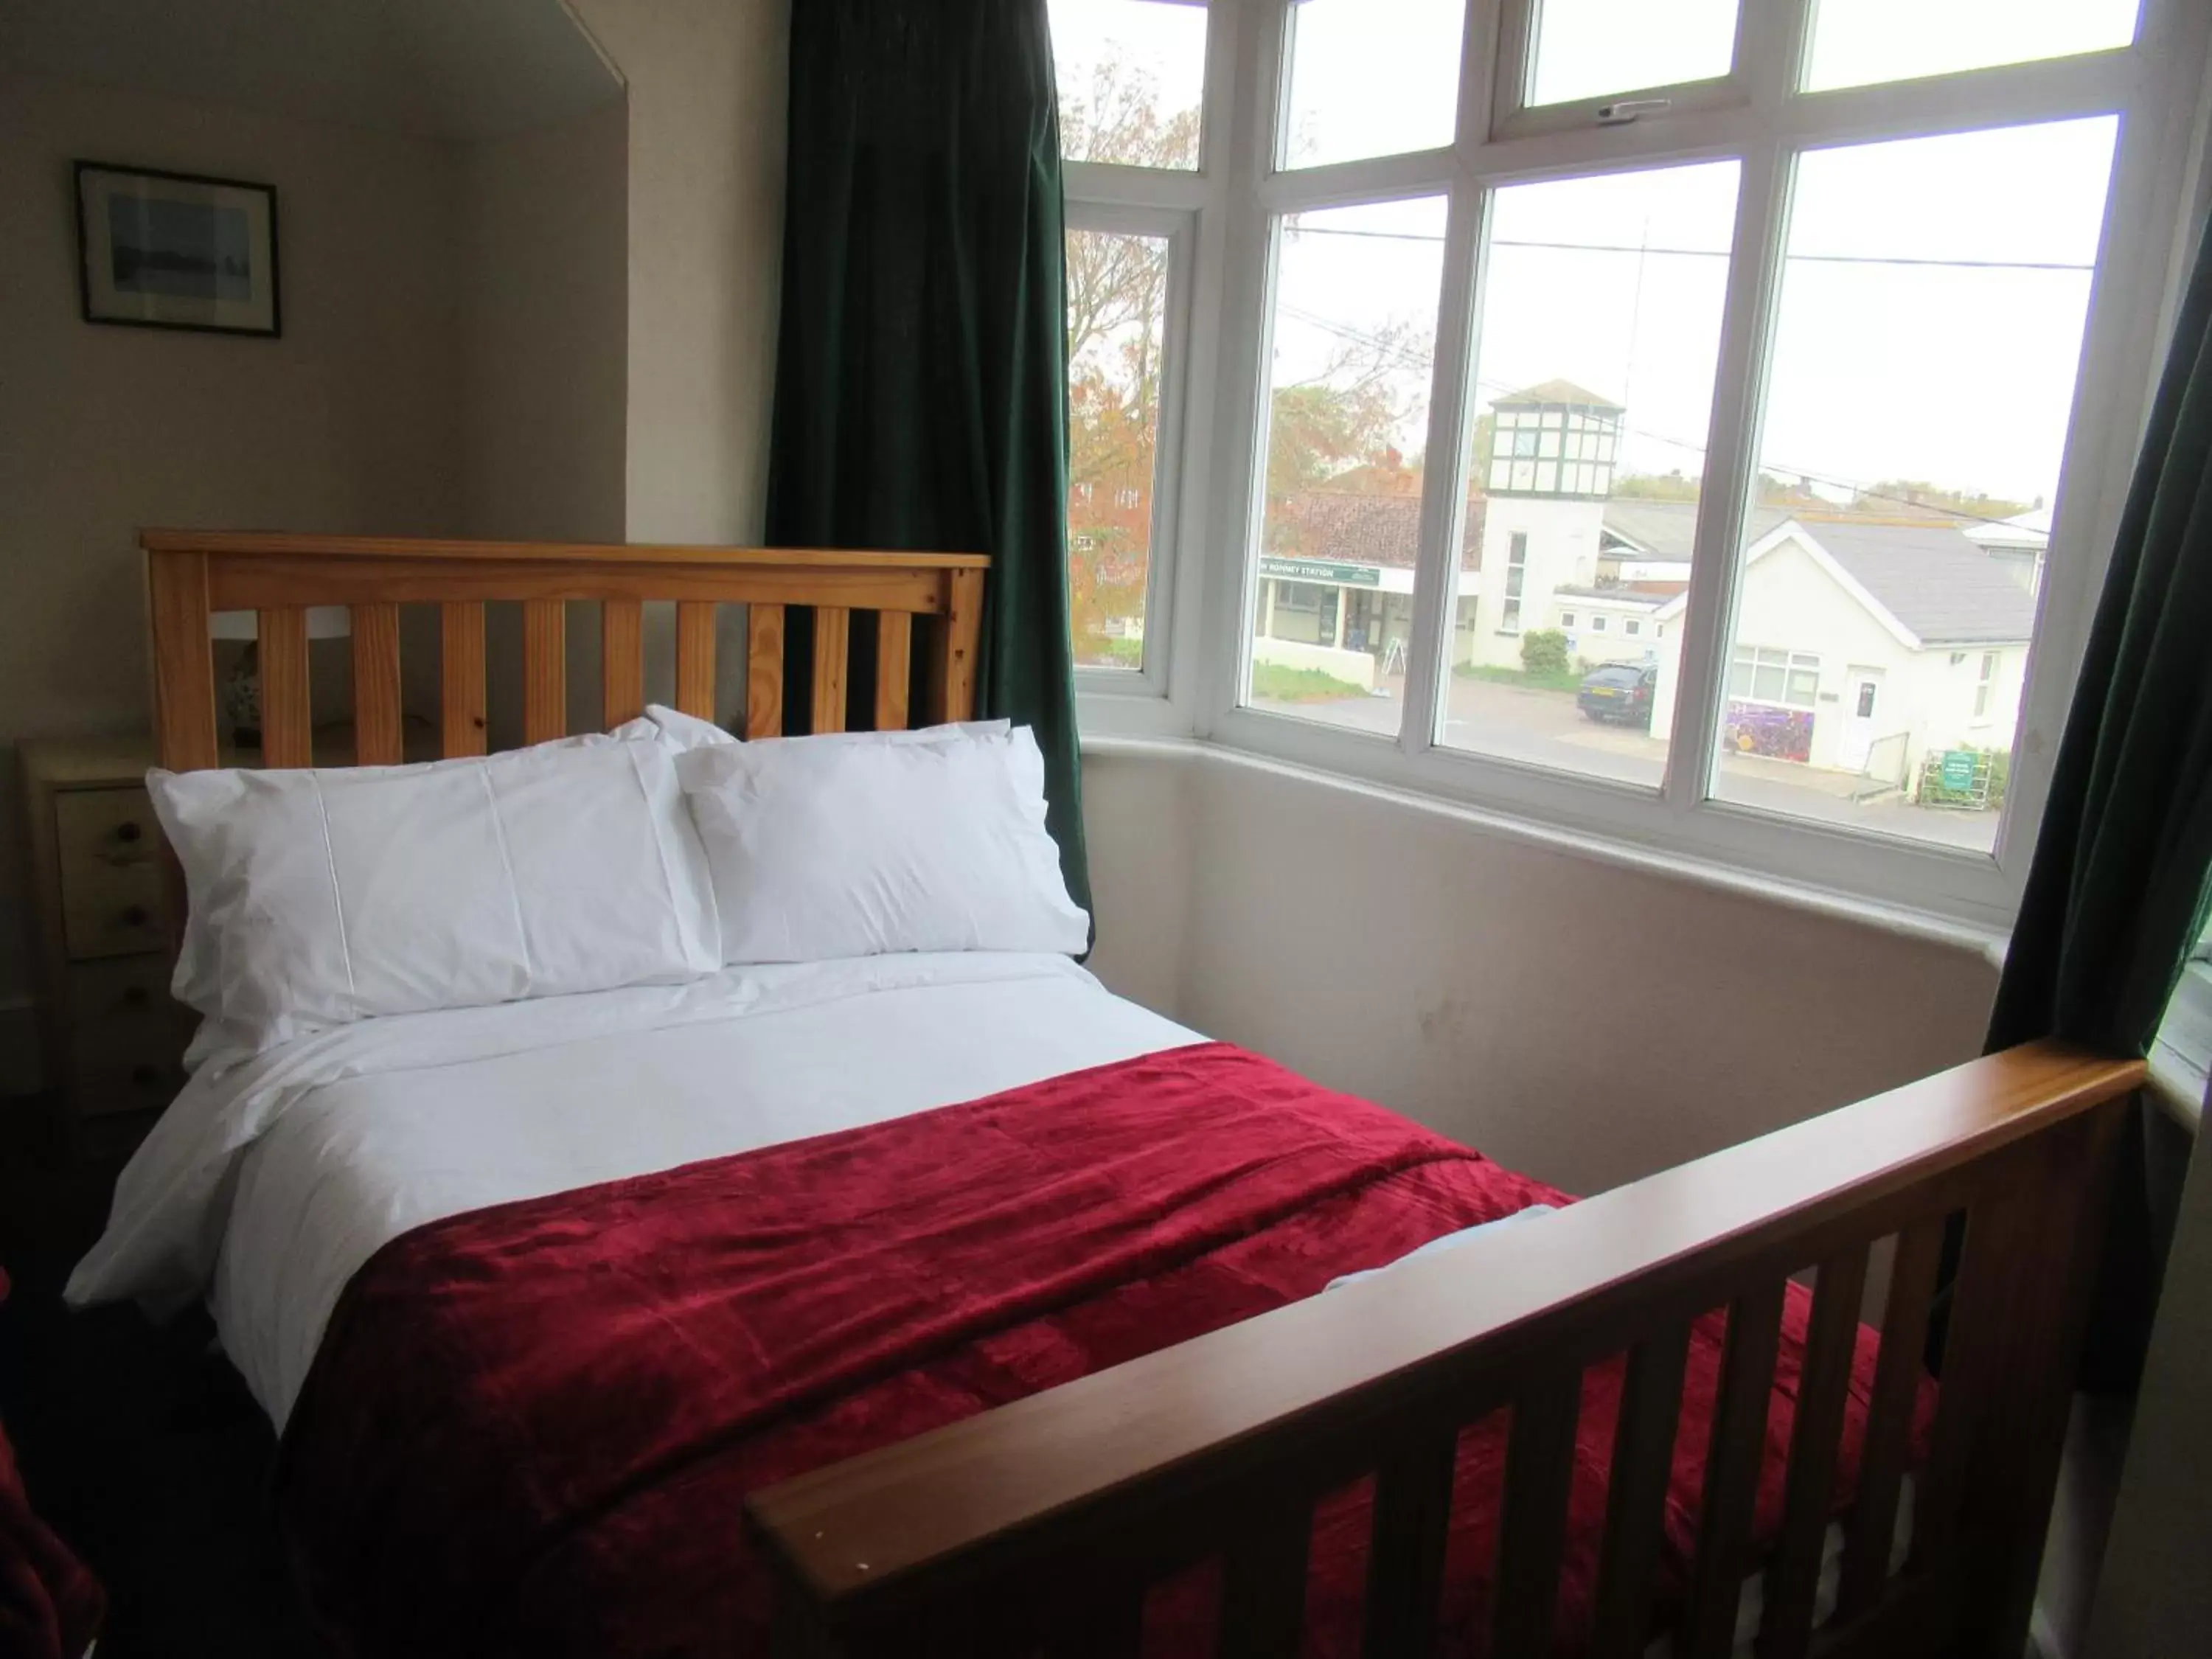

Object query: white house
[1647,516,2040,789]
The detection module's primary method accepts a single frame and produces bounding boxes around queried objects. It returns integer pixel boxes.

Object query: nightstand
[19,736,189,1153]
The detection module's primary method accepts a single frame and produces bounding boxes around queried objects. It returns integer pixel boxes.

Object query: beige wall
[1082,745,2000,1194]
[460,100,628,547]
[0,73,467,1022]
[2085,1110,2212,1659]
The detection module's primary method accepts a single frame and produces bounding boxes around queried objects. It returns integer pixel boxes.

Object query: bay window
[1059,0,2210,931]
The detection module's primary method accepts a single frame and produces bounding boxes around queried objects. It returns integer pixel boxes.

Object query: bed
[71,531,2141,1659]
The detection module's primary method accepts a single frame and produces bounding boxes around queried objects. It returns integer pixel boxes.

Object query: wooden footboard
[748,1042,2140,1659]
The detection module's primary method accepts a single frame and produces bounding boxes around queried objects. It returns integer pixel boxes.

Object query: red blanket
[278,1043,1914,1658]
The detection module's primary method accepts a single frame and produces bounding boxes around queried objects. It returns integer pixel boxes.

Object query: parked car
[1577,662,1657,728]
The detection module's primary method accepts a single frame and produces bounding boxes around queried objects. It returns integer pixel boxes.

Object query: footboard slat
[1492,1377,1583,1655]
[1680,1280,1786,1659]
[1588,1324,1692,1659]
[1361,1426,1458,1658]
[1913,1175,2038,1574]
[1761,1246,1872,1658]
[1049,1591,1145,1659]
[1220,1500,1311,1659]
[1837,1220,1942,1620]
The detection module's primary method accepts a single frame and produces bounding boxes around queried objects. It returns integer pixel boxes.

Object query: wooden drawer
[66,955,188,1119]
[55,787,167,959]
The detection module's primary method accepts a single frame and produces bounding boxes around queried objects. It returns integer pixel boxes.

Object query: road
[1251,674,2001,854]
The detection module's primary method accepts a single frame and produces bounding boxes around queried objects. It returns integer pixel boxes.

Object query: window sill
[1079,732,2007,959]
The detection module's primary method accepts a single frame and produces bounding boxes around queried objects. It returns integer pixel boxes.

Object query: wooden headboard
[142,531,990,771]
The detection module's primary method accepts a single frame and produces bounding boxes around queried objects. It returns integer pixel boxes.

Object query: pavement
[1250,673,2001,854]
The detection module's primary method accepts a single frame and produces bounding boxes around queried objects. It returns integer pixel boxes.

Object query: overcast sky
[1050,0,2138,512]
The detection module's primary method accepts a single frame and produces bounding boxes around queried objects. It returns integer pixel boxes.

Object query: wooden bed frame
[141,528,987,767]
[141,531,2144,1659]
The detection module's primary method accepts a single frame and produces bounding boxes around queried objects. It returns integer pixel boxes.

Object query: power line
[1286,223,2096,272]
[1270,302,2039,529]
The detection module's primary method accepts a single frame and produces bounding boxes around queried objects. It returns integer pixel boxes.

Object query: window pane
[1441,161,1740,790]
[1067,227,1173,669]
[1244,195,1449,737]
[1714,119,2117,849]
[1050,0,1206,170]
[1804,0,2139,93]
[1281,0,1463,170]
[1529,0,1741,108]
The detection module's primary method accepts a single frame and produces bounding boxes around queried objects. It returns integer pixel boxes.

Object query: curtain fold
[1976,209,2212,1389]
[764,0,1092,928]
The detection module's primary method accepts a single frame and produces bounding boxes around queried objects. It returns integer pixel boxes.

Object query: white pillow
[152,736,720,1058]
[640,703,1009,752]
[677,726,1088,962]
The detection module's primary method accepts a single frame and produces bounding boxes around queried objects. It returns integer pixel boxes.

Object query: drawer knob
[131,1063,162,1088]
[122,985,150,1009]
[115,821,143,844]
[119,905,150,928]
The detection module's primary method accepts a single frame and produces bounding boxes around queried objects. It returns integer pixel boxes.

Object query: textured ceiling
[0,0,623,139]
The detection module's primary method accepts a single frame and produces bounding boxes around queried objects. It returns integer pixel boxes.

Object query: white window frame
[1070,0,2212,934]
[1063,196,1200,703]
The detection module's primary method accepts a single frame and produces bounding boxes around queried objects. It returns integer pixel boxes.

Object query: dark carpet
[0,1102,316,1658]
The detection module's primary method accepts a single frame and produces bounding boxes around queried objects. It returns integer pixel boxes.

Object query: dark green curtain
[764,0,1092,928]
[1971,209,2212,1389]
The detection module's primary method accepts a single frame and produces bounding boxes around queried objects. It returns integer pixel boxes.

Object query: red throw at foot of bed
[277,1043,1927,1658]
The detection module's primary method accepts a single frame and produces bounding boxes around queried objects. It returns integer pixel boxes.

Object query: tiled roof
[1492,378,1623,411]
[1797,519,2037,645]
[1272,491,1485,571]
[1601,499,1789,560]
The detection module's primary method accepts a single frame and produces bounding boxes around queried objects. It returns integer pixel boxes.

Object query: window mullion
[1660,134,1791,821]
[1194,0,1291,732]
[1738,0,1818,116]
[1461,0,1511,142]
[1399,179,1486,759]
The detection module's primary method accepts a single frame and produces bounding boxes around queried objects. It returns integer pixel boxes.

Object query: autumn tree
[1060,53,1194,664]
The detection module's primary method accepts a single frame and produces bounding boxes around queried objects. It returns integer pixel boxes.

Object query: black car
[1576,662,1657,728]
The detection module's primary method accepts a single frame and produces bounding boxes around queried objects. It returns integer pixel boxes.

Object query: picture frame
[74,161,281,338]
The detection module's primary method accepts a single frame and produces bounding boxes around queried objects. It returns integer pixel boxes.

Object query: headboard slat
[522,599,566,745]
[257,608,313,768]
[745,605,785,740]
[812,608,850,735]
[352,603,405,765]
[940,568,984,723]
[602,599,645,727]
[442,602,489,758]
[675,602,717,721]
[875,611,913,733]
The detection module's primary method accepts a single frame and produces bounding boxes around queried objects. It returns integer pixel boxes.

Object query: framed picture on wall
[74,161,280,337]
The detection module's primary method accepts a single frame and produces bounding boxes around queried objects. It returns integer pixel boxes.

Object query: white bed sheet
[65,952,1200,1427]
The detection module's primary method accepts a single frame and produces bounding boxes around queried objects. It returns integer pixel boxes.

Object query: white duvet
[65,952,1201,1428]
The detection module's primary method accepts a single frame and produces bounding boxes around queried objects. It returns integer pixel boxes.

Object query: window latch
[1595,98,1672,126]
